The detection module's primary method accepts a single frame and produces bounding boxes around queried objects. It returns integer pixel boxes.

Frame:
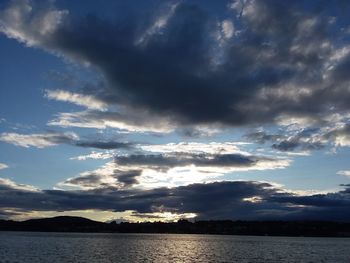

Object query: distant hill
[0,216,108,232]
[1,216,350,237]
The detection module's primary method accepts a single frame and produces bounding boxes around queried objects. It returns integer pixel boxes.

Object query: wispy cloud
[45,89,108,111]
[0,132,78,148]
[70,151,114,161]
[48,110,175,133]
[337,170,350,177]
[0,163,8,170]
[0,131,132,150]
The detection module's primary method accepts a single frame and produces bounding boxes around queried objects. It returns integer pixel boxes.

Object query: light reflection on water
[0,232,349,262]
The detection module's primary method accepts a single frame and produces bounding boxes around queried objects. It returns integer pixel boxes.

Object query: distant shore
[1,216,350,237]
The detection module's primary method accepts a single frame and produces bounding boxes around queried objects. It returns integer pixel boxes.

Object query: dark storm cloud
[1,178,350,221]
[2,0,350,127]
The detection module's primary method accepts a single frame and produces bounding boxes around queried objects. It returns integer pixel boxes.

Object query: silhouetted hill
[1,217,350,237]
[0,216,107,232]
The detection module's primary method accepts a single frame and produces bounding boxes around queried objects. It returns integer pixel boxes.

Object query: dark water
[0,232,349,262]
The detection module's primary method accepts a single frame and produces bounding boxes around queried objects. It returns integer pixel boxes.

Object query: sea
[0,232,349,262]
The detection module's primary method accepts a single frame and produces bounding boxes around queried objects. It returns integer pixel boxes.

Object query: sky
[1,0,350,222]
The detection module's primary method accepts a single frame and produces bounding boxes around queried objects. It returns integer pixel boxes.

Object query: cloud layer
[2,0,350,130]
[1,177,350,221]
[60,142,290,189]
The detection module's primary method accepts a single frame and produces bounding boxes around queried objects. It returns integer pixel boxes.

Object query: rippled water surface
[0,232,349,262]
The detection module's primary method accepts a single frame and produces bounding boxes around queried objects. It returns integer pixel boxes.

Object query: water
[0,232,349,262]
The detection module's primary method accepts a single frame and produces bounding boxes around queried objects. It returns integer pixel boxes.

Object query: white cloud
[334,134,350,147]
[70,151,114,161]
[48,110,175,133]
[0,0,68,47]
[140,142,250,155]
[45,89,108,111]
[228,0,249,14]
[136,157,290,189]
[337,170,350,177]
[136,2,179,45]
[0,163,8,170]
[0,177,38,192]
[221,20,234,39]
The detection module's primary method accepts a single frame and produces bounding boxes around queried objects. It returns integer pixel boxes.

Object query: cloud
[0,163,8,170]
[114,170,141,187]
[337,170,350,177]
[62,172,119,190]
[139,142,249,155]
[2,177,350,221]
[0,131,78,148]
[48,110,175,133]
[70,151,114,161]
[114,153,277,170]
[45,89,108,110]
[60,160,141,190]
[59,141,290,189]
[0,208,27,220]
[112,152,289,188]
[244,118,350,152]
[113,151,291,180]
[0,131,132,150]
[2,0,350,129]
[0,0,68,46]
[327,123,350,147]
[245,131,283,144]
[74,140,132,150]
[128,211,196,222]
[62,169,141,190]
[220,19,234,39]
[272,134,326,152]
[0,177,38,192]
